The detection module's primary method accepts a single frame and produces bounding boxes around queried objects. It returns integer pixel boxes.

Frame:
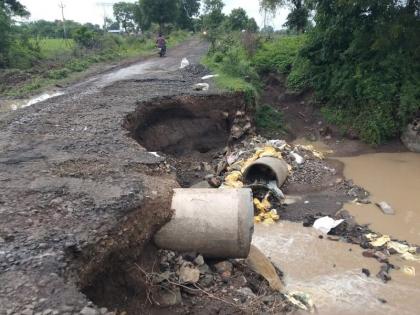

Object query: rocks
[376,202,395,215]
[374,251,389,263]
[194,255,204,266]
[178,263,200,284]
[376,264,392,283]
[213,261,233,279]
[155,287,183,306]
[80,306,99,315]
[362,268,371,277]
[401,119,420,152]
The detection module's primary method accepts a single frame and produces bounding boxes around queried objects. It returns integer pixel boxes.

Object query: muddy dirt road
[0,38,248,314]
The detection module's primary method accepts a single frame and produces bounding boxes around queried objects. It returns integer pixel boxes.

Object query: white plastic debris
[149,152,161,158]
[193,83,209,91]
[376,201,395,215]
[201,74,219,80]
[180,58,190,69]
[267,181,285,199]
[291,152,305,164]
[313,216,344,234]
[267,140,287,150]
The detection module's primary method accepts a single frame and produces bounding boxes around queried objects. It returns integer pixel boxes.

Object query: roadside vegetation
[201,0,420,144]
[0,0,199,97]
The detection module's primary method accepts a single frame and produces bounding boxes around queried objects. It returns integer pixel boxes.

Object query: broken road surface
[0,38,219,314]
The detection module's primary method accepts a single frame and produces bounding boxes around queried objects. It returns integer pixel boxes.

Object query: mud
[339,153,420,245]
[253,222,420,315]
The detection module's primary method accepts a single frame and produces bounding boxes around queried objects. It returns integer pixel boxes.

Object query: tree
[113,2,138,33]
[260,0,310,33]
[177,0,200,30]
[247,18,259,32]
[0,0,30,67]
[228,8,249,31]
[202,0,225,48]
[302,0,420,143]
[139,0,180,31]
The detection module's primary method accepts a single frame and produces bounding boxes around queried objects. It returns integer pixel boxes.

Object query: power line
[58,1,67,38]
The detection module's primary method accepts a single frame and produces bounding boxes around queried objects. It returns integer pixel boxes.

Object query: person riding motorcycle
[156,33,167,57]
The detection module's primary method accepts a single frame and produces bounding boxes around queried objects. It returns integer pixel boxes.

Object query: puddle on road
[0,91,64,112]
[338,152,420,245]
[253,221,420,315]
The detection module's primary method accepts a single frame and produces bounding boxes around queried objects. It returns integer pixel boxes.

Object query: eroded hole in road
[124,94,247,186]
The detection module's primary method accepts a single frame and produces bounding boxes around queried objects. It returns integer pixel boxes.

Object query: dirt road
[0,38,235,314]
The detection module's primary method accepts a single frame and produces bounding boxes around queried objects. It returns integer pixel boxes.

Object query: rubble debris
[142,250,292,313]
[313,216,344,234]
[192,83,209,91]
[376,201,395,215]
[284,291,315,313]
[362,268,371,277]
[179,263,200,283]
[180,57,190,69]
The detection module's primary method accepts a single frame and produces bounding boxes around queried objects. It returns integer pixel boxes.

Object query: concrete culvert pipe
[154,188,254,258]
[242,157,289,187]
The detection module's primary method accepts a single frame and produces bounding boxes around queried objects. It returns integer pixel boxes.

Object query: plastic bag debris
[402,266,416,277]
[386,241,417,255]
[266,139,287,150]
[285,291,315,313]
[313,216,344,234]
[376,201,395,215]
[401,252,420,261]
[193,83,209,91]
[180,57,189,69]
[369,235,391,247]
[201,74,219,80]
[291,152,305,164]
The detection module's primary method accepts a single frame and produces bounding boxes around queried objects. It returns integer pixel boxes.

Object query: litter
[149,152,161,158]
[285,291,315,313]
[290,152,305,164]
[192,83,209,91]
[402,266,416,276]
[376,201,395,215]
[313,216,344,234]
[401,252,420,261]
[369,235,391,247]
[201,74,219,80]
[180,57,189,69]
[386,241,417,255]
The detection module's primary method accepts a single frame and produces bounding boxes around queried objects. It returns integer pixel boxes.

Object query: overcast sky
[19,0,289,29]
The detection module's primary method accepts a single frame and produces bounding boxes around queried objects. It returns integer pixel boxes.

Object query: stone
[80,306,99,315]
[362,268,371,277]
[155,287,182,306]
[198,274,214,287]
[213,261,233,275]
[179,264,200,284]
[376,202,395,215]
[237,287,256,299]
[374,251,389,263]
[194,255,204,266]
[401,120,420,153]
[198,263,210,274]
[208,177,222,188]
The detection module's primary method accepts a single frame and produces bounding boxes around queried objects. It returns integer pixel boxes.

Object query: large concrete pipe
[154,188,254,258]
[242,157,289,187]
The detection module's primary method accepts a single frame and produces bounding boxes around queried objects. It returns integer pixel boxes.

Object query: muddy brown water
[338,152,420,245]
[253,222,420,315]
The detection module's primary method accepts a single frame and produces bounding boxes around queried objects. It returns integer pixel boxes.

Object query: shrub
[255,104,285,132]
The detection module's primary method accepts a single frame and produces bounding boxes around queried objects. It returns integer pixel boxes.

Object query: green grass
[38,38,75,58]
[3,31,190,98]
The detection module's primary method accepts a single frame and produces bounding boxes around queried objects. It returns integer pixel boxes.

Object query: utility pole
[59,1,67,39]
[96,2,115,31]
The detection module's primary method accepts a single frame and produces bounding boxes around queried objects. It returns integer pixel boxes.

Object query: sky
[19,0,289,30]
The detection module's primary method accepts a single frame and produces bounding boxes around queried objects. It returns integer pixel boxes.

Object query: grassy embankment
[202,33,307,134]
[0,31,189,98]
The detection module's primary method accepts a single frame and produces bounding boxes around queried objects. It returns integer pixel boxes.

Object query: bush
[255,104,285,132]
[46,68,70,79]
[253,35,306,74]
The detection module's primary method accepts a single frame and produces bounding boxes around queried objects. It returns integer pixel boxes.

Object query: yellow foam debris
[387,241,417,255]
[401,252,420,262]
[369,235,391,247]
[402,266,416,277]
[224,170,243,188]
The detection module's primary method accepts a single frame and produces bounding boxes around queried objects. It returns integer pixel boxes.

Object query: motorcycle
[158,46,166,57]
